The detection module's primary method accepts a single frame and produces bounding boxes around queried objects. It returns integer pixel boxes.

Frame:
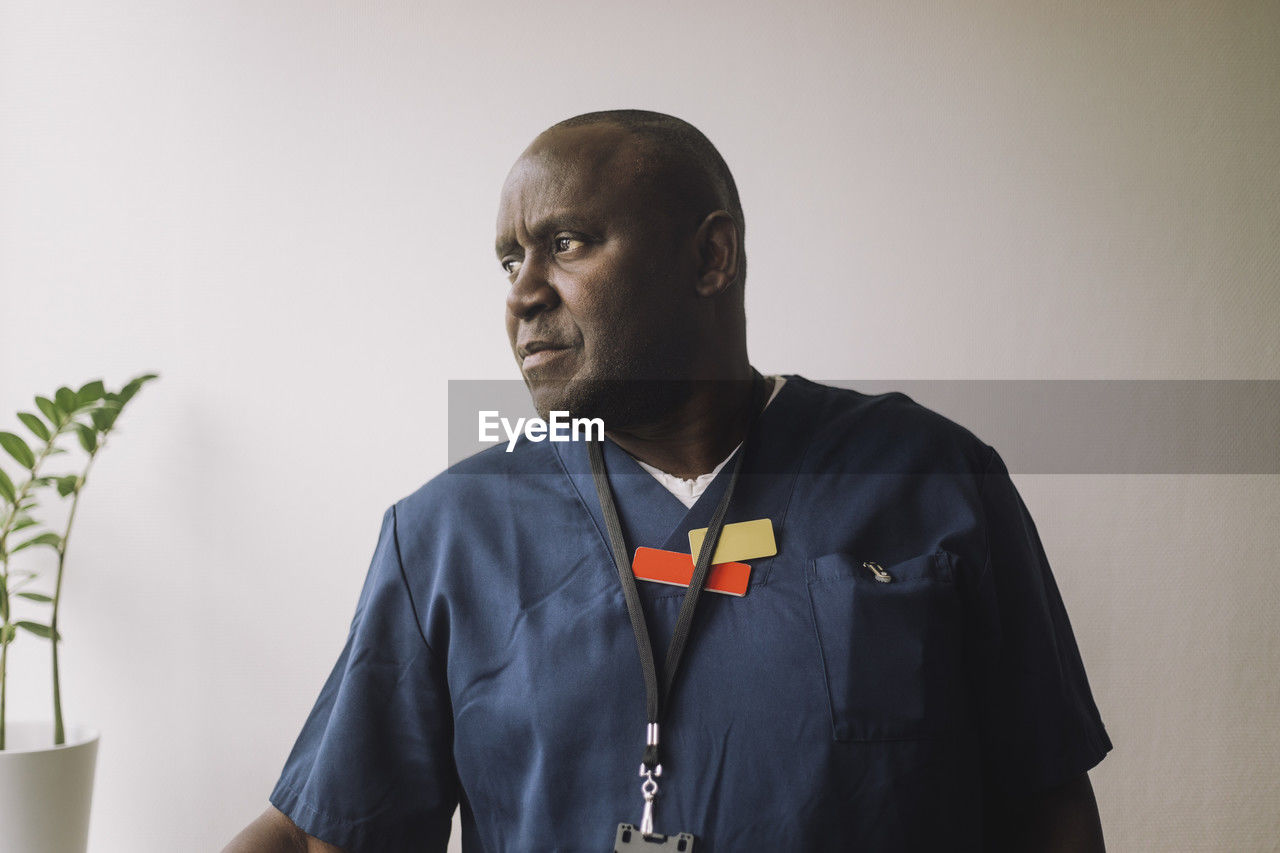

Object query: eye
[553,235,585,254]
[501,258,523,276]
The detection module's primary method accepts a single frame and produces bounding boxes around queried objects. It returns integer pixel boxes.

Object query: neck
[605,365,762,481]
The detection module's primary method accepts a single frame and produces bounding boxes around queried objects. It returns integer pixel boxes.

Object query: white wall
[0,1,1276,850]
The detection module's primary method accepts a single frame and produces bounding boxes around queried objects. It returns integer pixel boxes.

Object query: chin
[525,374,686,430]
[524,378,574,420]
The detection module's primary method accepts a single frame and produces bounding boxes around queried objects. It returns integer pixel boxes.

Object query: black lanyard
[588,374,768,778]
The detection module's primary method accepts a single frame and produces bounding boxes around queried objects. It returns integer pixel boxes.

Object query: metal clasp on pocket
[861,561,892,583]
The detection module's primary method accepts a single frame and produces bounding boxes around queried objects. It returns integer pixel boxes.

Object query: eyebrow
[494,235,519,260]
[495,213,597,259]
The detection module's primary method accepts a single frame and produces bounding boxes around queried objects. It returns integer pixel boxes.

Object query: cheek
[559,247,676,342]
[554,271,607,331]
[576,283,634,340]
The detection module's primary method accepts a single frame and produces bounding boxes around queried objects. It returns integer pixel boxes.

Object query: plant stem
[50,634,61,744]
[1,542,7,750]
[0,436,59,753]
[1,631,7,750]
[51,452,97,746]
[0,440,57,552]
[0,417,82,751]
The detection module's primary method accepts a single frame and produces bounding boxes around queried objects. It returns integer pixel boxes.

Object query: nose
[505,254,560,321]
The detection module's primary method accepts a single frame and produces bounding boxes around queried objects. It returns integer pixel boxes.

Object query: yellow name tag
[688,518,777,564]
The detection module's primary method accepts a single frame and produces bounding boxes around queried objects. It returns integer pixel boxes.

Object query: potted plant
[0,373,157,853]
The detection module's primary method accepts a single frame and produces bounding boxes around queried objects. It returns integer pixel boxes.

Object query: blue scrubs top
[271,376,1111,851]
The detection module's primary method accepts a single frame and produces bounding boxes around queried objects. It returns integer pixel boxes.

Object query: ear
[693,211,740,297]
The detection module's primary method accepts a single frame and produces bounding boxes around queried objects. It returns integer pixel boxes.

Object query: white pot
[0,722,99,853]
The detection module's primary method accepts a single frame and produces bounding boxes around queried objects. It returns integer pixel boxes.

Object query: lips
[520,340,569,357]
[518,339,575,373]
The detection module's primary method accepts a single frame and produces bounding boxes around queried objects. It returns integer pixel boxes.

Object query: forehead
[496,125,654,234]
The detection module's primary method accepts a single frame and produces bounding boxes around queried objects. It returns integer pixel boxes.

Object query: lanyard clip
[638,722,662,835]
[638,762,662,836]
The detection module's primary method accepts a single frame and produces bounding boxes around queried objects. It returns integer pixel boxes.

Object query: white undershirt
[632,376,786,509]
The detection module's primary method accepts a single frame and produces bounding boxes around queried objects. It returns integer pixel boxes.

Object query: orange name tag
[631,547,751,597]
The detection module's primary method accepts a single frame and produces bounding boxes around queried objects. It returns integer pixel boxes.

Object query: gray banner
[448,379,1280,474]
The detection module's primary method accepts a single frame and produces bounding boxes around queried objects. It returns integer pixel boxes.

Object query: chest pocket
[806,551,963,742]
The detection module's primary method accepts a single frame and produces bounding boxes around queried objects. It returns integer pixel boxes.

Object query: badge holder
[614,823,695,852]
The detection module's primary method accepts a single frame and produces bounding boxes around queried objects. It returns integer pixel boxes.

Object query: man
[227,110,1110,851]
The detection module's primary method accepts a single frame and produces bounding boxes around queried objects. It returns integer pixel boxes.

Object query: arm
[967,450,1112,850]
[222,806,345,853]
[248,507,458,850]
[986,771,1105,853]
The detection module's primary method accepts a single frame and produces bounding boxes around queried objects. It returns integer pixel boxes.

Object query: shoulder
[781,375,993,475]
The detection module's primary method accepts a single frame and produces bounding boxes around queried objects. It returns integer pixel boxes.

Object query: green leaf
[118,373,159,404]
[76,380,106,407]
[17,412,51,442]
[10,515,37,533]
[55,387,77,415]
[15,621,59,641]
[1,625,15,645]
[35,395,61,426]
[91,399,123,432]
[0,432,36,469]
[115,371,158,404]
[11,532,62,554]
[74,423,98,453]
[0,467,15,503]
[56,475,80,497]
[16,592,54,604]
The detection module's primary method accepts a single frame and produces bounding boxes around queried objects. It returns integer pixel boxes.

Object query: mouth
[519,341,575,372]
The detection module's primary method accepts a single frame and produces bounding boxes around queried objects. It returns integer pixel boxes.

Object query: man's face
[496,124,701,424]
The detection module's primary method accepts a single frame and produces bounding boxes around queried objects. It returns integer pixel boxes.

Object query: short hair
[550,110,747,284]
